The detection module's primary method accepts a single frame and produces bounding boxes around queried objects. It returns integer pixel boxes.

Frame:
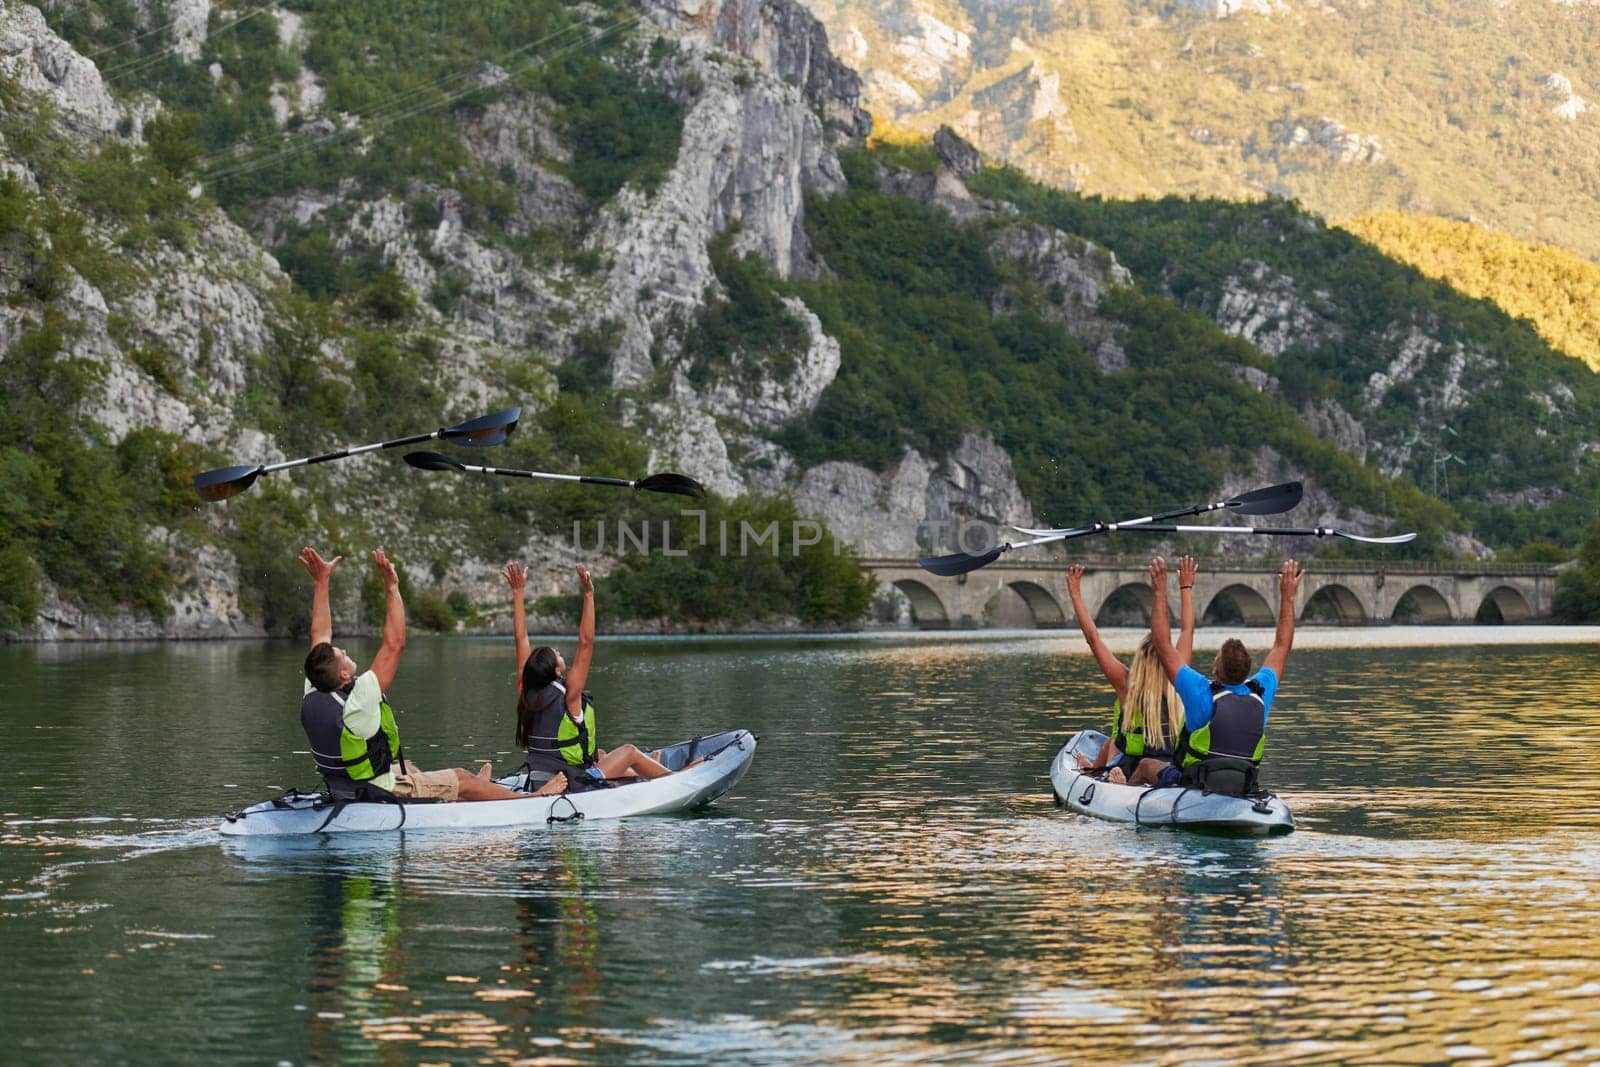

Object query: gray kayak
[1050,729,1294,834]
[219,729,756,836]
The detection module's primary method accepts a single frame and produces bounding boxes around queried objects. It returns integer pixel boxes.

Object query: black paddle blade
[919,546,1005,577]
[445,406,520,446]
[1228,481,1302,515]
[403,450,466,472]
[194,464,262,502]
[635,472,707,499]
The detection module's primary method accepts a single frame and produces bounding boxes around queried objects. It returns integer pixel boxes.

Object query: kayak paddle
[1105,523,1416,544]
[194,407,521,502]
[403,451,707,499]
[919,481,1304,577]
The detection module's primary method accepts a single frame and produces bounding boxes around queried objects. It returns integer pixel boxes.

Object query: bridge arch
[892,578,950,629]
[1387,584,1453,624]
[1002,580,1066,627]
[1477,585,1532,623]
[1302,582,1367,624]
[1203,584,1276,626]
[1094,583,1178,627]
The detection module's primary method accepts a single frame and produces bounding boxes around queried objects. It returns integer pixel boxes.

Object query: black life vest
[301,684,401,785]
[522,679,598,775]
[1176,678,1267,769]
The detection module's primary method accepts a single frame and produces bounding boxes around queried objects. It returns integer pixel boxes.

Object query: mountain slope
[1338,211,1600,374]
[3,1,1597,639]
[806,0,1600,260]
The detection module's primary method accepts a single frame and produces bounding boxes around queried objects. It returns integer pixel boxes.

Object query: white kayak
[219,729,756,836]
[1050,729,1294,834]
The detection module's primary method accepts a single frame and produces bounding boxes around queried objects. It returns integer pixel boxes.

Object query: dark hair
[305,642,344,692]
[1216,638,1251,686]
[514,646,562,748]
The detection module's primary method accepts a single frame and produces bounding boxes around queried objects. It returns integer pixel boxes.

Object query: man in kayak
[299,547,565,801]
[1141,555,1305,796]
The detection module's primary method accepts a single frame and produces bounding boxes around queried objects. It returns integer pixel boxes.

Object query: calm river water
[3,631,1599,1065]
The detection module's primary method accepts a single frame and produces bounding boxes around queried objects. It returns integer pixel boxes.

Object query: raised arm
[1065,565,1128,701]
[299,548,342,650]
[1262,559,1304,679]
[1147,557,1184,683]
[503,562,531,676]
[562,564,596,717]
[1176,555,1197,666]
[367,549,406,692]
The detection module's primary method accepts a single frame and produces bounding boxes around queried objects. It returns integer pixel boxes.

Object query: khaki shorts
[390,760,459,802]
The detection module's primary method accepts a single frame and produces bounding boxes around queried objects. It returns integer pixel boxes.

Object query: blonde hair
[1122,635,1183,750]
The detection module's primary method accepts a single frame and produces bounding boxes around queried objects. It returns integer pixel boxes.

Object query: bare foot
[650,749,663,762]
[1074,753,1093,769]
[531,773,567,797]
[682,757,704,770]
[1109,768,1128,785]
[476,762,493,779]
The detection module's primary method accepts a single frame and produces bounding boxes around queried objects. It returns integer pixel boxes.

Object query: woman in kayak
[504,561,681,785]
[1066,556,1197,785]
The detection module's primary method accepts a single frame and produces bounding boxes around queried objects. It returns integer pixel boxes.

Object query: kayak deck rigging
[1050,729,1294,834]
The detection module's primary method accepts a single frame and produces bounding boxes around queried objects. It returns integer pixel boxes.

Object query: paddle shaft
[454,462,634,488]
[261,429,446,474]
[1111,523,1415,543]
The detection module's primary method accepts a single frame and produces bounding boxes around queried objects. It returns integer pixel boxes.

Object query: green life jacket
[524,679,599,773]
[1177,679,1267,770]
[301,685,402,784]
[1110,695,1176,759]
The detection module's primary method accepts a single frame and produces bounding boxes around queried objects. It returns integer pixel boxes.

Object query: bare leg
[1078,740,1118,770]
[453,768,567,801]
[1129,759,1169,787]
[595,743,674,780]
[1109,766,1128,784]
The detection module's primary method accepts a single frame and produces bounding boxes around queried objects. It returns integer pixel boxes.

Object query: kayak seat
[1187,756,1258,798]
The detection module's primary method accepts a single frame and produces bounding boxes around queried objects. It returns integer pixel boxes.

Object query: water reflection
[4,637,1600,1064]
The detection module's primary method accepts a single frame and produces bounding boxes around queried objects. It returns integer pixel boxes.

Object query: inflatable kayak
[219,729,756,836]
[1050,729,1294,834]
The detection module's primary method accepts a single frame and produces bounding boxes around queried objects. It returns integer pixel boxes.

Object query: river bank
[7,622,1600,648]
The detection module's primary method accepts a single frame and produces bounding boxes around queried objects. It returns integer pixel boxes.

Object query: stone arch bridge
[861,556,1560,629]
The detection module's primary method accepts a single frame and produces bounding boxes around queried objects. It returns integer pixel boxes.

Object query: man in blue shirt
[1146,555,1305,790]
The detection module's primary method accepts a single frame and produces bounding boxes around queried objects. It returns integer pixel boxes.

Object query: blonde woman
[1066,556,1197,786]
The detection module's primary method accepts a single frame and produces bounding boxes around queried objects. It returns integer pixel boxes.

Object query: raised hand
[1147,556,1168,590]
[1064,563,1085,600]
[371,548,400,589]
[1177,555,1197,590]
[1278,558,1305,600]
[576,563,594,597]
[298,547,342,582]
[502,561,527,592]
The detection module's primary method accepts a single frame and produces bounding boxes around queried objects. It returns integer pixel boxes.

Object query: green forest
[4,0,1599,632]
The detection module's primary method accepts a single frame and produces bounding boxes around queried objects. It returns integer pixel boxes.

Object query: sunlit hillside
[808,0,1600,260]
[1339,212,1600,374]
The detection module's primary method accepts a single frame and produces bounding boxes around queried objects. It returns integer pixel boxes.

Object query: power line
[193,9,600,174]
[201,9,645,189]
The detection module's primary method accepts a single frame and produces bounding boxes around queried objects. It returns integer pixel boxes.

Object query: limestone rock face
[1212,259,1342,358]
[592,0,869,389]
[795,432,1035,558]
[697,297,841,428]
[0,5,122,137]
[988,222,1132,365]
